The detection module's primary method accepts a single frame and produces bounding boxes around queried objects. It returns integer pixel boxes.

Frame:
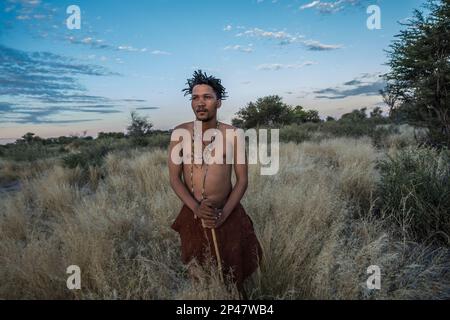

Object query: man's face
[191,84,221,122]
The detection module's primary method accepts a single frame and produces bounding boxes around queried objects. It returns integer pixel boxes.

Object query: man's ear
[217,99,222,109]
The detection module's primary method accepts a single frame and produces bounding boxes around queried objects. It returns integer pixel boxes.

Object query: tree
[370,106,384,119]
[98,132,125,139]
[341,108,368,121]
[383,0,450,146]
[232,101,261,129]
[232,96,321,128]
[22,132,36,143]
[233,95,290,129]
[379,87,400,120]
[232,95,292,129]
[291,105,321,124]
[126,111,153,137]
[18,132,42,144]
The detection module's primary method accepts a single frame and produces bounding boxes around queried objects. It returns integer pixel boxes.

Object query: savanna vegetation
[0,0,449,300]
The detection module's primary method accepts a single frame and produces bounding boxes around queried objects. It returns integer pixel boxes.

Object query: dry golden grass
[0,136,449,299]
[380,124,429,150]
[0,158,57,185]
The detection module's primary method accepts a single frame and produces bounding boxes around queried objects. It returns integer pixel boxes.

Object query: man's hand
[214,208,227,229]
[194,199,217,229]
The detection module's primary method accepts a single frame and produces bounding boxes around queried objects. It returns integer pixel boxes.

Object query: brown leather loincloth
[171,203,263,288]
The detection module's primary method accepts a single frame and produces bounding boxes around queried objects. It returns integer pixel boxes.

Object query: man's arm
[168,130,199,213]
[216,129,248,228]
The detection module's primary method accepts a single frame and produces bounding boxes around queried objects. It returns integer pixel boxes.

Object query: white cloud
[224,44,254,53]
[151,50,171,55]
[235,26,342,50]
[66,35,151,54]
[81,37,93,44]
[313,72,385,99]
[303,40,343,51]
[235,27,305,47]
[299,0,365,14]
[300,1,321,9]
[240,27,295,40]
[257,61,317,70]
[118,46,156,53]
[118,45,140,52]
[223,25,232,31]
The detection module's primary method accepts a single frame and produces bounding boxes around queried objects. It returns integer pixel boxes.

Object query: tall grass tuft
[377,146,450,245]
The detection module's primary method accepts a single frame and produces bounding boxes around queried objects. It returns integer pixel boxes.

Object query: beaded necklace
[190,120,220,201]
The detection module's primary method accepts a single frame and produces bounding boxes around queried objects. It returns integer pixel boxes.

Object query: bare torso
[180,121,234,209]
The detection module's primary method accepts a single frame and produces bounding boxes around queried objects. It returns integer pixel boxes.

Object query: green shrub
[146,133,170,149]
[377,146,450,245]
[62,143,111,169]
[370,126,399,148]
[130,136,149,147]
[321,120,370,137]
[130,133,170,148]
[1,143,60,162]
[280,124,314,143]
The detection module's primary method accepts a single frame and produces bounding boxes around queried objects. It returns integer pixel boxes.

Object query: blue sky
[0,0,426,142]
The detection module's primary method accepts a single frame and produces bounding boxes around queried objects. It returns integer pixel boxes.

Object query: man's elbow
[169,176,182,190]
[236,177,248,190]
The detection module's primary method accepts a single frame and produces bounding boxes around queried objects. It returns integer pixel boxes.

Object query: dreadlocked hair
[182,69,228,100]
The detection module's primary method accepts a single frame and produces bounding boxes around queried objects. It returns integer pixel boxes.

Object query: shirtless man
[168,70,262,296]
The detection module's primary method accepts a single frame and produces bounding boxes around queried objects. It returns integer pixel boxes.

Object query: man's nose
[196,98,206,107]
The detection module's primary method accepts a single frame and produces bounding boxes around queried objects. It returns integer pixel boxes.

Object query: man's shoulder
[220,122,238,131]
[173,122,192,130]
[173,121,238,131]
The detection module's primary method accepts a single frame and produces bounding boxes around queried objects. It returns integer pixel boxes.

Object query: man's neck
[201,118,218,133]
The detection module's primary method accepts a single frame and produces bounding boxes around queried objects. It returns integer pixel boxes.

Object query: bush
[146,133,171,149]
[130,133,170,148]
[62,143,112,169]
[127,111,153,137]
[280,124,314,143]
[377,146,450,245]
[0,143,60,162]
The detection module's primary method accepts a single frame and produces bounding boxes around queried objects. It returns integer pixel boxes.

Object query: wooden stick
[211,228,224,283]
[201,219,224,282]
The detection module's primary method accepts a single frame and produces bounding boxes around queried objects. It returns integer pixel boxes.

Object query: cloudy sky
[0,0,425,143]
